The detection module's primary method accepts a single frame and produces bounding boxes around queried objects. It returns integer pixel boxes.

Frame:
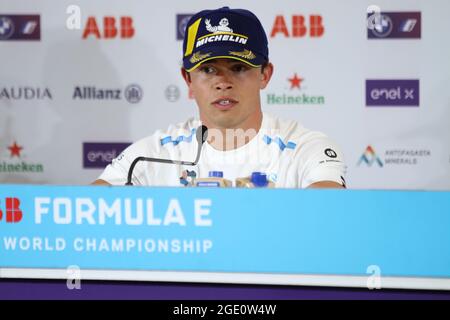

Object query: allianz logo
[73,84,143,103]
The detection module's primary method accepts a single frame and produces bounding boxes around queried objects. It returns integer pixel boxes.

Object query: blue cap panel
[182,7,269,71]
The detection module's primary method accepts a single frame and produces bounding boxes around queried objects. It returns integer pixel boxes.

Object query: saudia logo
[72,84,143,104]
[0,141,44,173]
[267,73,325,105]
[0,87,52,100]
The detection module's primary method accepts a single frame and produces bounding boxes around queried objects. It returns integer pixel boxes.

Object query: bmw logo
[0,17,15,40]
[371,14,393,38]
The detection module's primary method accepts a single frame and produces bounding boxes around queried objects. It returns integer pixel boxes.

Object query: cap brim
[183,46,266,72]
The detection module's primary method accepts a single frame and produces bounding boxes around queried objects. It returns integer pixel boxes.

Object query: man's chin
[212,121,236,130]
[201,108,256,130]
[211,113,243,129]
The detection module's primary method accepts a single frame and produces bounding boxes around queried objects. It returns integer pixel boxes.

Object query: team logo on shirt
[324,148,337,158]
[319,148,341,165]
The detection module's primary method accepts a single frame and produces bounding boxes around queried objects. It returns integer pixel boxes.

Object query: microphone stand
[125,125,208,186]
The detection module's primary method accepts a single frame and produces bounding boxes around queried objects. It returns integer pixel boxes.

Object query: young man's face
[182,58,273,130]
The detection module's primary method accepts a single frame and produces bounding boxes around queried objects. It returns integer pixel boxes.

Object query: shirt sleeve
[298,135,347,188]
[97,138,151,186]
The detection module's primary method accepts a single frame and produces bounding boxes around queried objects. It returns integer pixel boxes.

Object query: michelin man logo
[205,18,233,33]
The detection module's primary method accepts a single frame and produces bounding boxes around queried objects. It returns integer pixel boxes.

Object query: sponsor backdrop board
[0,0,449,190]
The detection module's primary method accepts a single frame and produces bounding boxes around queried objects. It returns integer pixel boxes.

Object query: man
[93,7,346,188]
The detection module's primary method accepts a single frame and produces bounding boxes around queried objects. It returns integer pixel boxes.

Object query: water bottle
[194,171,232,187]
[235,172,275,188]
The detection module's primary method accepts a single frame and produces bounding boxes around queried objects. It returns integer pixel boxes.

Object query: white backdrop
[1,0,449,190]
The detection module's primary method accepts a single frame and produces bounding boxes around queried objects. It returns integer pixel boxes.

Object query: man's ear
[260,62,274,90]
[181,68,191,84]
[181,68,194,98]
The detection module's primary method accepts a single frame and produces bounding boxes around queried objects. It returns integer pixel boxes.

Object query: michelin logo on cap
[182,7,269,71]
[195,18,248,48]
[206,18,233,33]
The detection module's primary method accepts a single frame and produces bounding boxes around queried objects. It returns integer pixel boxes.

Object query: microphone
[125,125,208,185]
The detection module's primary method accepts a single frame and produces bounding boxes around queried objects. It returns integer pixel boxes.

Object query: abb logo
[82,16,135,39]
[0,198,23,223]
[271,15,324,38]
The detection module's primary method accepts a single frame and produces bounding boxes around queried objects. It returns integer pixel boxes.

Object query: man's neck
[203,111,263,151]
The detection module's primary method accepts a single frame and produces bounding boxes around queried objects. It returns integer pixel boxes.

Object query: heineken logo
[267,73,325,105]
[0,141,44,173]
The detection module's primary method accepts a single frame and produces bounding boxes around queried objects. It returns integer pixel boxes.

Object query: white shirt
[98,113,346,188]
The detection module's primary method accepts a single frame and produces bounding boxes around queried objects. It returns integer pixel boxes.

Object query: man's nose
[215,81,233,90]
[214,71,233,91]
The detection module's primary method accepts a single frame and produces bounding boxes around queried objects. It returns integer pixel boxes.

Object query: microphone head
[196,125,208,144]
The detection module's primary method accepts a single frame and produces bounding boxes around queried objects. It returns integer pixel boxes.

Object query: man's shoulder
[134,117,201,146]
[262,113,328,143]
[119,117,200,159]
[262,114,345,176]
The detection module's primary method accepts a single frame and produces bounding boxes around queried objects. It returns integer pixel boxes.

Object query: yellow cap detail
[229,49,256,60]
[189,52,212,63]
[184,18,202,57]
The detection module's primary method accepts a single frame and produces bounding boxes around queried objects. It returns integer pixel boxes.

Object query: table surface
[1,280,450,300]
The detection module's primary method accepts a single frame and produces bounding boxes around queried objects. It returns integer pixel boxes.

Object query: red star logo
[288,73,303,89]
[8,141,23,158]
